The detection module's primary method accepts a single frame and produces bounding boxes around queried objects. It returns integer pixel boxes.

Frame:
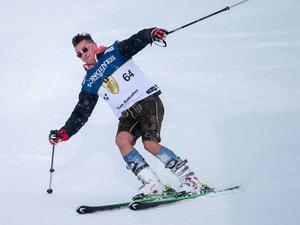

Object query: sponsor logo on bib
[102,76,119,94]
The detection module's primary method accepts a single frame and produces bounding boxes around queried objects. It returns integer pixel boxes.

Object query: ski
[76,185,240,214]
[128,185,240,210]
[76,195,167,214]
[76,186,177,214]
[76,201,130,214]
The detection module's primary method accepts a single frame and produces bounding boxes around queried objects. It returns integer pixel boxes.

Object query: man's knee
[115,132,134,149]
[143,140,161,154]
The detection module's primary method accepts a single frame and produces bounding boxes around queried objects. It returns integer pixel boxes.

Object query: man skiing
[49,27,208,196]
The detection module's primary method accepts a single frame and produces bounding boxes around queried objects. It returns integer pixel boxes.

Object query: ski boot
[166,158,213,194]
[131,166,165,200]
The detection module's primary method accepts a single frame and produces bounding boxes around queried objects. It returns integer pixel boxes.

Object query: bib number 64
[123,70,135,81]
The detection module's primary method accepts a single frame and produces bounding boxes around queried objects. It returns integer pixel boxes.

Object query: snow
[1,0,299,224]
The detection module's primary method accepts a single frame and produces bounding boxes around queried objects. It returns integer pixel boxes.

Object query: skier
[49,27,209,196]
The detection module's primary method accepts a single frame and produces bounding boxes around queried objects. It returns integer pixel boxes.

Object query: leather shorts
[117,95,164,144]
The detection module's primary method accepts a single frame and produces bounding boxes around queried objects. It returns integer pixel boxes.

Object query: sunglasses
[77,44,92,58]
[76,46,89,58]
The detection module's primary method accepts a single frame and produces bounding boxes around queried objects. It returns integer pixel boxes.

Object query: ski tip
[76,206,88,214]
[232,185,241,190]
[219,185,241,192]
[229,185,240,190]
[128,202,139,210]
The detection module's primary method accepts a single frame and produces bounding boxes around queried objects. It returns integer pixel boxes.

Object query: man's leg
[143,140,207,193]
[115,131,164,195]
[139,96,207,193]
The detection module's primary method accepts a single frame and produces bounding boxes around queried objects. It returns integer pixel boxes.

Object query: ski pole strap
[153,40,167,47]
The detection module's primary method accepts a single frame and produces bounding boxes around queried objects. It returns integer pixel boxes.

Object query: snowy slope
[0,0,299,224]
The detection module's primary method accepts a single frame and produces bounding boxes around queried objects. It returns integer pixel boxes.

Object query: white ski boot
[168,158,208,194]
[136,167,165,195]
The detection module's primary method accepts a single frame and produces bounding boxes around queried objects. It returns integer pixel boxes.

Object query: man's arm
[63,89,99,138]
[118,28,154,58]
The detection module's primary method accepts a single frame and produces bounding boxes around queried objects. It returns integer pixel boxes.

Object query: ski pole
[166,0,250,35]
[47,145,55,194]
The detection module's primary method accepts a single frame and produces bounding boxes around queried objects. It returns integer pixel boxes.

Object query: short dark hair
[72,33,95,47]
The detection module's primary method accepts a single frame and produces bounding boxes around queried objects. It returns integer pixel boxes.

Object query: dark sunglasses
[76,47,89,58]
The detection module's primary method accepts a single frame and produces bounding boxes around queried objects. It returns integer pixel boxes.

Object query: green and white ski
[76,185,240,214]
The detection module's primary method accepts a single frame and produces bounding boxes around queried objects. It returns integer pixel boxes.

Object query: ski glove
[49,128,69,145]
[151,28,167,43]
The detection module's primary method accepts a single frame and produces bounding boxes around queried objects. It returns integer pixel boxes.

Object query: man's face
[75,40,97,65]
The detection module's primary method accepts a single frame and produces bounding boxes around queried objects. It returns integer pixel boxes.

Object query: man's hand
[49,128,69,145]
[151,28,168,43]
